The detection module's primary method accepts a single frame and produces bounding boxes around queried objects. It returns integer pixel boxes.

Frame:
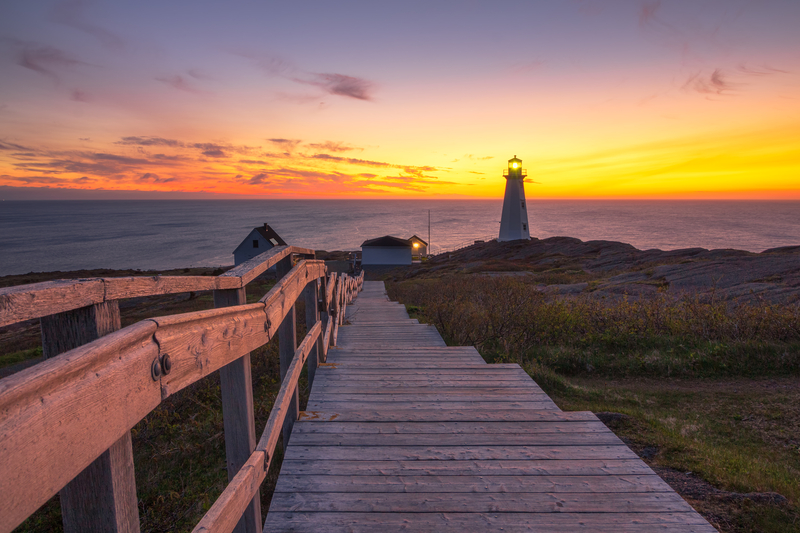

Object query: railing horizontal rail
[193,320,322,533]
[0,258,328,532]
[0,245,315,328]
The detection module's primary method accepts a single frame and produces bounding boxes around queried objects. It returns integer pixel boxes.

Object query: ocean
[0,200,798,276]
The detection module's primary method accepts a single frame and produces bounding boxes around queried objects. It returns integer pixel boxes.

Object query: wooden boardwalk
[264,281,716,532]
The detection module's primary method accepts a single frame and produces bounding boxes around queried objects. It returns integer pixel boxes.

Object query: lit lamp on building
[498,155,531,242]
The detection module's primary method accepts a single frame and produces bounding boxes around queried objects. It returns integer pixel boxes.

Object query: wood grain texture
[0,321,159,533]
[41,300,139,533]
[0,245,314,328]
[264,512,718,532]
[0,278,105,327]
[220,245,314,286]
[274,474,673,493]
[192,451,267,533]
[255,321,321,458]
[214,288,261,533]
[277,256,299,448]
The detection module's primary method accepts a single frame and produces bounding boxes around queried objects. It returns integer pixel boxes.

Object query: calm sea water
[0,200,798,276]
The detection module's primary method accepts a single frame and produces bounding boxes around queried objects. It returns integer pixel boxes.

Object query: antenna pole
[428,210,431,251]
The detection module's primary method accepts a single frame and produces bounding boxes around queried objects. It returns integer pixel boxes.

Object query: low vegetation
[387,275,800,533]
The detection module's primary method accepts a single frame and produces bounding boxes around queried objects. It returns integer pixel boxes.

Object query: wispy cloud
[115,136,184,147]
[683,68,737,95]
[235,51,377,101]
[268,138,302,153]
[5,39,93,82]
[307,141,362,153]
[292,73,375,101]
[156,74,204,94]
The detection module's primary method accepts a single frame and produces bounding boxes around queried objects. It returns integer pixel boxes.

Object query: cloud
[235,51,376,101]
[138,172,176,183]
[311,153,393,167]
[116,136,184,147]
[249,172,269,184]
[683,68,737,95]
[0,140,31,151]
[49,0,124,50]
[268,138,302,152]
[294,73,375,101]
[156,75,203,94]
[10,41,92,82]
[307,141,362,153]
[737,63,790,76]
[8,175,74,185]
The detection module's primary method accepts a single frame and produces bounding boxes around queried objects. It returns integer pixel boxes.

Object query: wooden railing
[0,245,364,533]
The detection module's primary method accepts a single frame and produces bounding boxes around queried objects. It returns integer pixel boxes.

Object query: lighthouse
[498,155,530,241]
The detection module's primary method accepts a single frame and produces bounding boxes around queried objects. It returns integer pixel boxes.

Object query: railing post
[276,256,299,446]
[303,279,321,388]
[213,287,261,533]
[39,301,140,533]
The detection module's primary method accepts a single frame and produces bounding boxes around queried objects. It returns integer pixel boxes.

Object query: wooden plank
[289,432,623,446]
[290,421,609,435]
[309,393,554,402]
[193,321,323,533]
[307,401,559,411]
[0,278,105,327]
[297,410,598,422]
[277,256,299,447]
[0,321,160,533]
[254,321,321,458]
[264,512,717,532]
[220,245,314,286]
[311,380,540,389]
[284,445,639,461]
[153,302,270,398]
[41,300,140,533]
[278,459,657,477]
[275,474,672,494]
[213,288,260,533]
[303,280,320,388]
[192,451,266,533]
[269,491,692,513]
[104,275,239,300]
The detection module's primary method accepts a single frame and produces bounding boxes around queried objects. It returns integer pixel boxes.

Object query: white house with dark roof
[361,236,412,265]
[233,223,287,266]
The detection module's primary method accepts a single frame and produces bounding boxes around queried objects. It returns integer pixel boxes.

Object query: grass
[386,274,800,533]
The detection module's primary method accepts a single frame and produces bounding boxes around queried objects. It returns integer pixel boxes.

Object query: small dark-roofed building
[233,223,287,266]
[408,235,428,259]
[361,235,412,265]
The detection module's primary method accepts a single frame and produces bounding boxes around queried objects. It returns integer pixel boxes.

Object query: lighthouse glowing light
[498,155,530,242]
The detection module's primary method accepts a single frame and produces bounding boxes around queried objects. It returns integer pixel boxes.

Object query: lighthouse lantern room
[498,155,531,242]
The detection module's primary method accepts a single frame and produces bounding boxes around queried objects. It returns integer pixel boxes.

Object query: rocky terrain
[399,237,800,303]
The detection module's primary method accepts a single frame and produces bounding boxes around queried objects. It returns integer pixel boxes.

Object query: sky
[0,0,799,199]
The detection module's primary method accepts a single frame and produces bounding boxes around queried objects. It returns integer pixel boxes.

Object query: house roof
[408,235,428,246]
[255,223,287,246]
[361,236,412,248]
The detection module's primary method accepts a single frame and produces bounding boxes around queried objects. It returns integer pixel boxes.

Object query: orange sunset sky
[1,0,799,199]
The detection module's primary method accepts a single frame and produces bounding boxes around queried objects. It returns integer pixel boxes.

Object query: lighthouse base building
[498,155,530,242]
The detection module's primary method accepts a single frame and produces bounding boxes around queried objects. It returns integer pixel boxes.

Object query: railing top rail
[0,245,315,328]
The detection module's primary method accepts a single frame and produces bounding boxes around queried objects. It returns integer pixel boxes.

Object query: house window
[521,201,525,209]
[253,240,259,248]
[522,223,527,231]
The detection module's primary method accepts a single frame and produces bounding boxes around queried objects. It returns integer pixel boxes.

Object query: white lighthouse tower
[498,155,530,241]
